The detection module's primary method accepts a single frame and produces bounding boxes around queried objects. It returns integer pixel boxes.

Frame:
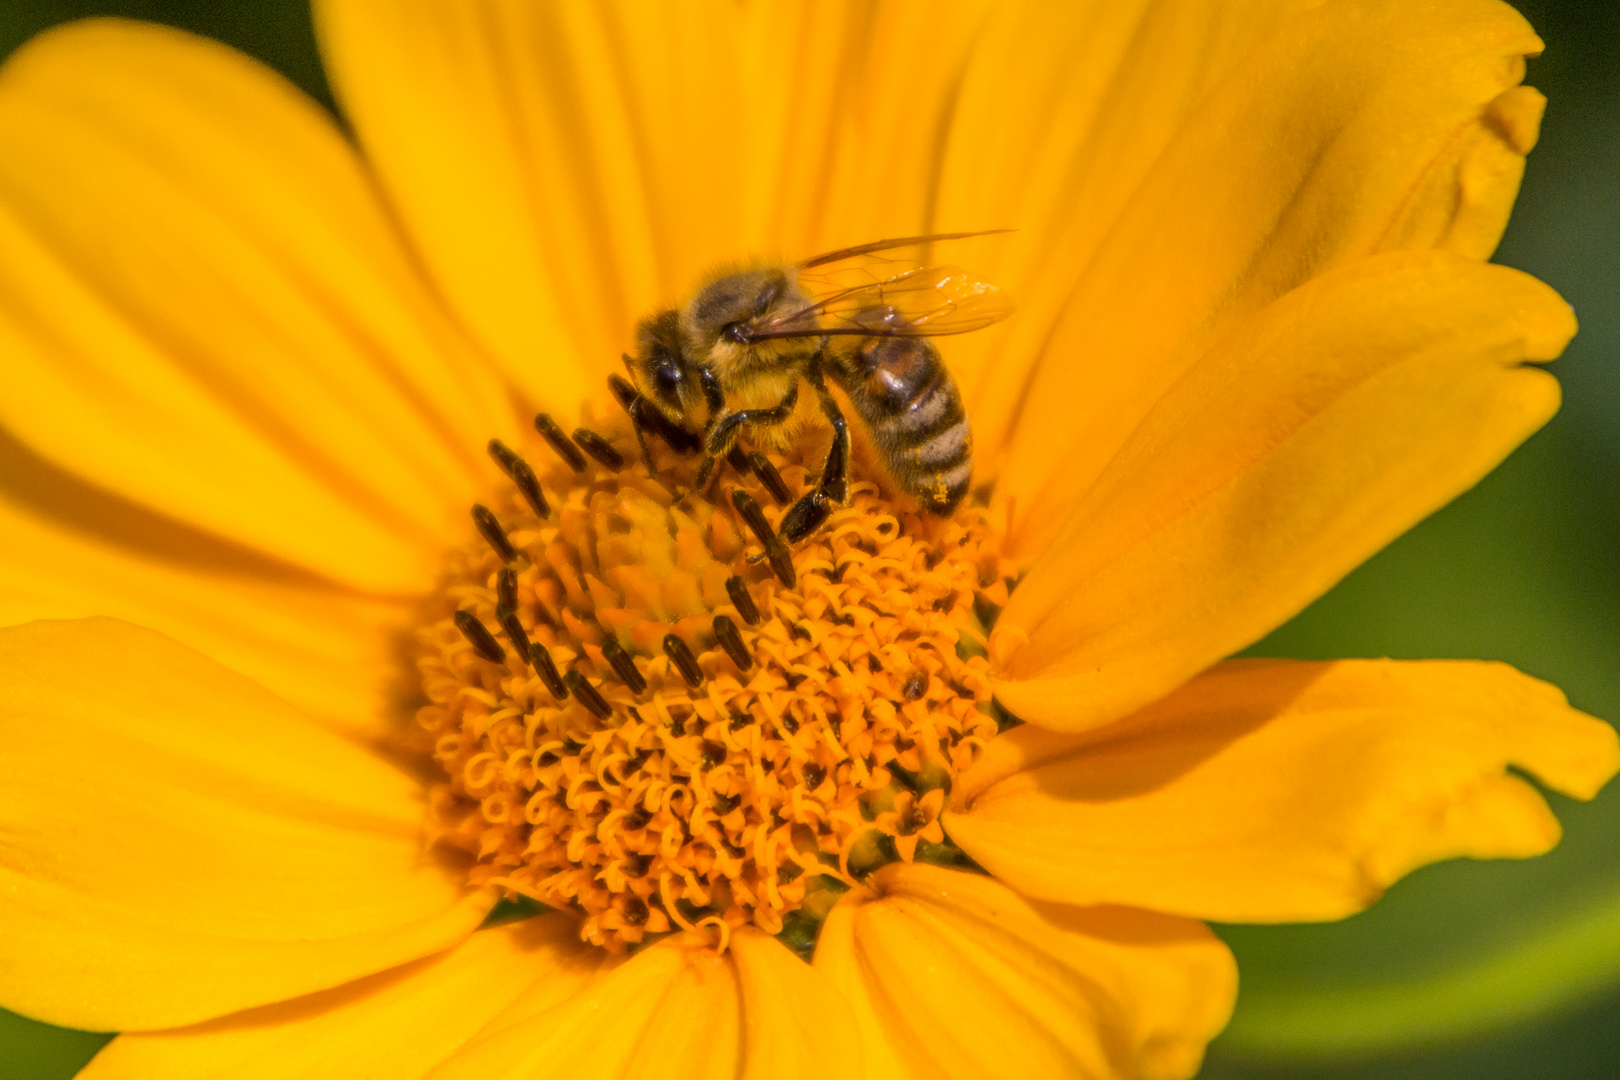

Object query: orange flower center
[411,411,1012,953]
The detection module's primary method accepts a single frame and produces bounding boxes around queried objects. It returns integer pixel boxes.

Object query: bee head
[681,267,808,373]
[627,309,702,422]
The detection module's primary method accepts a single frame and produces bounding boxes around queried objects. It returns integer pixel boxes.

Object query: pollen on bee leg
[412,414,1013,955]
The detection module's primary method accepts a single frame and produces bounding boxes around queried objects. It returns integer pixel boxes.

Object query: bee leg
[780,371,851,543]
[688,383,801,497]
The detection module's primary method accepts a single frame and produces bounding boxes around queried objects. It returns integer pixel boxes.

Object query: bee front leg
[780,370,850,543]
[688,383,801,496]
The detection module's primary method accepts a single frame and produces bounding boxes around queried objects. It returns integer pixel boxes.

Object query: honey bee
[616,232,1013,541]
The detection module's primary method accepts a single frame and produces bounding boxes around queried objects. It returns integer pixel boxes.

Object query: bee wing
[748,262,1014,341]
[796,229,1013,270]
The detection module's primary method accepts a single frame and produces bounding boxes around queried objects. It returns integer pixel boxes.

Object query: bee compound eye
[652,356,682,399]
[721,322,748,344]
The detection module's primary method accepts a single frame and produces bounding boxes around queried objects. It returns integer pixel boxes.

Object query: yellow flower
[0,3,1616,1079]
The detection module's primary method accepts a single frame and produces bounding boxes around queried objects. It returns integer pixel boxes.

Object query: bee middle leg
[779,370,850,543]
[689,382,801,493]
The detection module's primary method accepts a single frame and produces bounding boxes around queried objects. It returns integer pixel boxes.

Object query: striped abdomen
[834,335,971,514]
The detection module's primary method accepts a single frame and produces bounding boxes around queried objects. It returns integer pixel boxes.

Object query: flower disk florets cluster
[412,417,1012,953]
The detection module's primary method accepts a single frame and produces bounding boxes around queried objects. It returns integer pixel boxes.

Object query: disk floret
[413,416,1011,953]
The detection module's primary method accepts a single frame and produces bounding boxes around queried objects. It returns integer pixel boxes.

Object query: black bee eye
[721,323,748,344]
[652,356,682,401]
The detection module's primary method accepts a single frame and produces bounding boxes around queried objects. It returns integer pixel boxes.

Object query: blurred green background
[0,1,1614,1077]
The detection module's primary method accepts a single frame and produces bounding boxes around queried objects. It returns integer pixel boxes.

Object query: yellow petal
[815,863,1236,1080]
[0,19,516,594]
[315,0,992,403]
[78,917,592,1080]
[0,619,487,1031]
[425,933,738,1080]
[947,660,1620,923]
[991,251,1571,733]
[976,0,1546,548]
[0,472,405,738]
[731,928,865,1080]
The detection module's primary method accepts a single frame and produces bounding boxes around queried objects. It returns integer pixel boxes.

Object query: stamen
[748,451,793,504]
[529,642,567,701]
[508,458,550,519]
[471,504,517,562]
[572,428,626,469]
[535,413,588,472]
[487,438,521,475]
[601,638,647,693]
[712,615,753,671]
[453,610,506,663]
[725,575,761,625]
[765,537,796,587]
[726,445,750,475]
[565,670,613,719]
[730,489,775,547]
[663,633,705,688]
[496,567,518,612]
[496,604,531,659]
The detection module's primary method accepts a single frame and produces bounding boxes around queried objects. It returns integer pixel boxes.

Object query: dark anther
[454,611,506,663]
[973,592,1004,630]
[765,536,796,588]
[508,458,550,518]
[530,643,567,700]
[802,762,826,790]
[932,589,959,614]
[572,428,625,469]
[788,622,812,643]
[777,712,799,735]
[902,671,928,701]
[534,413,588,471]
[562,737,585,755]
[471,504,517,562]
[699,739,728,768]
[622,895,650,926]
[623,808,652,831]
[496,567,518,611]
[496,603,532,658]
[721,837,747,858]
[724,575,760,625]
[726,444,750,475]
[625,749,651,774]
[712,615,753,671]
[714,792,741,814]
[623,852,653,877]
[601,639,647,694]
[748,452,793,505]
[730,489,775,547]
[662,634,704,688]
[565,670,613,719]
[778,861,804,884]
[487,438,521,475]
[728,710,752,731]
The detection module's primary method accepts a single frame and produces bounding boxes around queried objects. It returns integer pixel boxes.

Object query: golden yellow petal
[947,660,1620,922]
[979,0,1546,548]
[0,619,487,1031]
[816,863,1236,1080]
[731,928,865,1080]
[315,0,992,402]
[424,933,736,1080]
[991,251,1570,733]
[0,473,405,738]
[0,19,516,594]
[78,917,590,1080]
